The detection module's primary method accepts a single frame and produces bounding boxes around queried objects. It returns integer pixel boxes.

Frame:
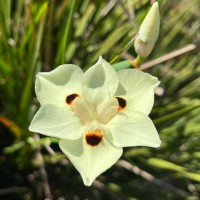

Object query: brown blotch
[115,97,126,111]
[85,129,103,147]
[66,93,79,105]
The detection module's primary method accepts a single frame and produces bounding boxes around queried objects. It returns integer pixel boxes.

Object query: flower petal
[80,57,119,124]
[72,97,94,123]
[36,64,83,106]
[29,104,82,139]
[59,133,122,186]
[96,96,118,124]
[82,56,119,105]
[108,112,161,147]
[115,69,159,115]
[72,91,118,124]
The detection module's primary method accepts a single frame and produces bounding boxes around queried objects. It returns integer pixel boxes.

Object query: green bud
[134,2,160,58]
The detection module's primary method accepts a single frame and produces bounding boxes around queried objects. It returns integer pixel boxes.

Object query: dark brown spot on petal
[115,97,126,111]
[66,93,79,105]
[85,129,103,147]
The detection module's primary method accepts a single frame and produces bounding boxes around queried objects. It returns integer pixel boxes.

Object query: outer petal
[81,57,119,124]
[82,56,119,105]
[59,134,122,186]
[108,112,161,147]
[115,69,159,115]
[36,64,83,106]
[29,104,82,139]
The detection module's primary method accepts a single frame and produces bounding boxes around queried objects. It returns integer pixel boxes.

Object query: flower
[29,56,161,186]
[134,2,160,58]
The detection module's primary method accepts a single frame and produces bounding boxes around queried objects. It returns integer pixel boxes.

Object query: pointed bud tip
[153,1,159,7]
[152,2,159,13]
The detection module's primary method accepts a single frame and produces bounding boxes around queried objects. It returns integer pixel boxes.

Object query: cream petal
[36,64,83,106]
[59,133,122,186]
[115,69,159,115]
[82,56,119,105]
[80,57,120,124]
[72,97,94,123]
[29,104,82,140]
[73,90,118,124]
[96,97,118,124]
[108,112,161,147]
[78,89,118,124]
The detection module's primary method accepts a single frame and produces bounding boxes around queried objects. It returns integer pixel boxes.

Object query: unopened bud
[134,2,160,58]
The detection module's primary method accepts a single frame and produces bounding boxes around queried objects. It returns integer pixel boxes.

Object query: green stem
[134,56,144,65]
[112,55,145,71]
[112,60,132,71]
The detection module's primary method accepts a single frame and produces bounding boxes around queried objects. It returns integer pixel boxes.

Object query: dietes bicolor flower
[29,57,161,186]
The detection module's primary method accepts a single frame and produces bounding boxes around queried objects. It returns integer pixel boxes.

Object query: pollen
[66,93,79,105]
[115,97,126,111]
[85,129,103,147]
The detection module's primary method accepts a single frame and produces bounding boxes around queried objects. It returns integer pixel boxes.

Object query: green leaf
[153,105,200,125]
[147,158,187,172]
[55,0,77,64]
[19,2,48,123]
[177,172,200,182]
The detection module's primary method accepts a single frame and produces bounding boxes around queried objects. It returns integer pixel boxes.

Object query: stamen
[115,97,126,111]
[66,93,79,105]
[85,129,103,147]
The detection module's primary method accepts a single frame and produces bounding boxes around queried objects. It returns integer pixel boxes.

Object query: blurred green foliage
[0,0,200,199]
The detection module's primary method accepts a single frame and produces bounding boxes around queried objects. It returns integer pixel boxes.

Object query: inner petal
[95,96,118,124]
[72,97,94,123]
[85,129,103,147]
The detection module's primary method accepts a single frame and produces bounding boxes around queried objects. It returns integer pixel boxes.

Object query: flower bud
[134,2,160,58]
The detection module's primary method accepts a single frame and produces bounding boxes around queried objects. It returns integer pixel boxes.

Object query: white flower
[29,56,161,186]
[134,2,160,58]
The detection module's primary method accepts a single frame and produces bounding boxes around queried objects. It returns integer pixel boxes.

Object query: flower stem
[112,60,131,71]
[112,56,144,71]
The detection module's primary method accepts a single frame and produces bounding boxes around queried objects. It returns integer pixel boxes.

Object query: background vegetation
[0,0,200,199]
